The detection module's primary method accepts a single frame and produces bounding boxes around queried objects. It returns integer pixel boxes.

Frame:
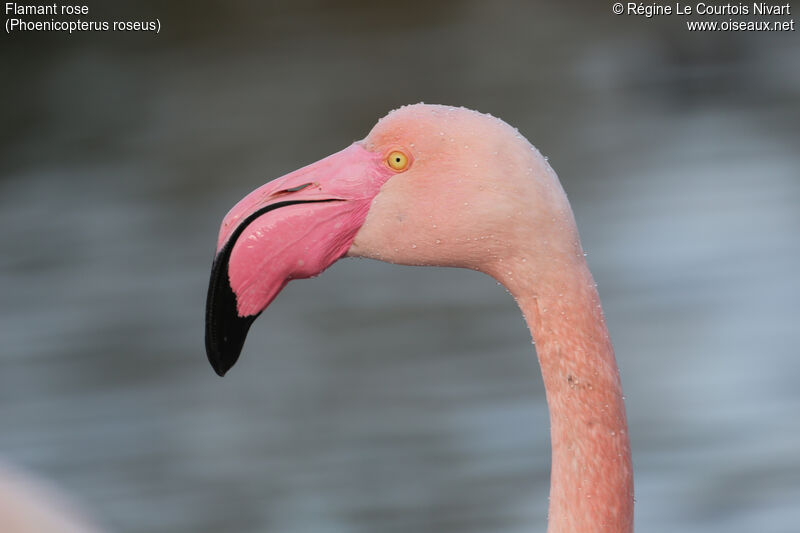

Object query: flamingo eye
[387,150,409,171]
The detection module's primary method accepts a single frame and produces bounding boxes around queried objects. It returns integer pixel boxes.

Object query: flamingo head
[206,104,571,375]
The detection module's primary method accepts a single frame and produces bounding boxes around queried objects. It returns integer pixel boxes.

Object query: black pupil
[395,157,401,162]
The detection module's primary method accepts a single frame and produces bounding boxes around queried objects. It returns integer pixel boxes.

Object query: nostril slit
[271,182,315,198]
[285,182,314,192]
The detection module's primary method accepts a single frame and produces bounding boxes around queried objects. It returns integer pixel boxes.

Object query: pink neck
[491,256,634,533]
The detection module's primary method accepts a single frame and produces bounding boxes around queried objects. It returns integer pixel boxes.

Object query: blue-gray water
[1,1,799,531]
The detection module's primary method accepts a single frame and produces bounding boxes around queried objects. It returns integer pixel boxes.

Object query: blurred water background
[1,1,799,531]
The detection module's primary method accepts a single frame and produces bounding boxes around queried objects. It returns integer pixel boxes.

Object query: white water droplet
[411,243,417,248]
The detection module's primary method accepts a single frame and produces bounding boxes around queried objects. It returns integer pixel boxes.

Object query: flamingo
[0,462,102,533]
[205,104,634,532]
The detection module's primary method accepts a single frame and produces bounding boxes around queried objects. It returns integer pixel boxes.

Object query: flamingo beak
[205,143,392,376]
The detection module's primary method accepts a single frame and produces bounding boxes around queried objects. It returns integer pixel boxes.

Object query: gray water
[1,1,799,532]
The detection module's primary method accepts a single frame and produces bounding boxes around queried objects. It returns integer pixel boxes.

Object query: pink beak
[205,143,393,376]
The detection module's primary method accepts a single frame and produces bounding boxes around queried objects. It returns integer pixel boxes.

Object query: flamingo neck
[490,253,634,533]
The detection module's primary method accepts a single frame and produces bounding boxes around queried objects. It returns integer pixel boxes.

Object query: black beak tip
[206,345,235,377]
[205,250,259,377]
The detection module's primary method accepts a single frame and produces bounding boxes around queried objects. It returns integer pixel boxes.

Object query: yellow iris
[387,150,409,171]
